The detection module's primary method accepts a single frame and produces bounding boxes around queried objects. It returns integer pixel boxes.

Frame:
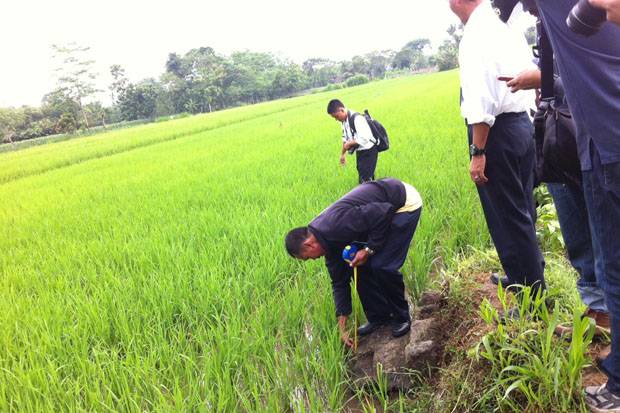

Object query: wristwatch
[469,144,486,157]
[364,246,375,256]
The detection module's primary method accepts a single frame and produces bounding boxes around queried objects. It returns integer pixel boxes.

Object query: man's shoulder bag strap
[348,111,379,146]
[539,21,554,101]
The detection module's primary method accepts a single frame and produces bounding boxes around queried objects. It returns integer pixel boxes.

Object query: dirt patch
[344,274,498,397]
[471,272,504,311]
[447,272,504,351]
[347,290,447,392]
[583,342,610,387]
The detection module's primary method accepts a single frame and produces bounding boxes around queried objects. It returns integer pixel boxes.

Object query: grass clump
[475,284,594,412]
[427,248,597,413]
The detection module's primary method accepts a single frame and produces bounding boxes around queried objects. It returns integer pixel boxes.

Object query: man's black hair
[285,227,309,257]
[492,0,520,22]
[327,99,345,114]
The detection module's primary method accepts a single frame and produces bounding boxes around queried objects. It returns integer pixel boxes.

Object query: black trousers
[468,112,546,293]
[356,208,421,323]
[356,147,378,183]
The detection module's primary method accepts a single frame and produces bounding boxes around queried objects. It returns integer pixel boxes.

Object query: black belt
[496,111,528,121]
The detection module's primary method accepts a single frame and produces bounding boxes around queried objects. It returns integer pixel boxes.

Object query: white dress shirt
[341,109,376,151]
[458,0,537,127]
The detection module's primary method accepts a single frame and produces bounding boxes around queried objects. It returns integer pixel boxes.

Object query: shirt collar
[308,227,330,254]
[465,0,495,30]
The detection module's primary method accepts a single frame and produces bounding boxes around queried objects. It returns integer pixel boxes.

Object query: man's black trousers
[356,147,378,183]
[467,112,546,293]
[355,208,421,323]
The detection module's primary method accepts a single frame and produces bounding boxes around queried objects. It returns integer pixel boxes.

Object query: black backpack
[347,109,390,152]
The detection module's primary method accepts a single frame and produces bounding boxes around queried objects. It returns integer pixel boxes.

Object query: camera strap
[537,20,554,101]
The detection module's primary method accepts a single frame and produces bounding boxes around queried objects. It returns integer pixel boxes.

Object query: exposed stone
[347,290,447,391]
[417,304,440,318]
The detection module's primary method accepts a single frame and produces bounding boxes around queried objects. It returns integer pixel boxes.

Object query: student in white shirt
[327,99,379,184]
[449,0,546,301]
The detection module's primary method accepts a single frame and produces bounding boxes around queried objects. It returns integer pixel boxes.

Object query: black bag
[534,96,582,187]
[348,110,390,152]
[533,21,582,187]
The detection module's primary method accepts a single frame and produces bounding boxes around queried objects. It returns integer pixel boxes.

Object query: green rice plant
[349,363,419,413]
[474,284,594,412]
[0,70,494,411]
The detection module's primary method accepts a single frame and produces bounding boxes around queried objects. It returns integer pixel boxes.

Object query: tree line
[0,26,464,144]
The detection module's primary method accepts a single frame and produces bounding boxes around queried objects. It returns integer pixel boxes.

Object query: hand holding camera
[589,0,620,25]
[567,0,608,35]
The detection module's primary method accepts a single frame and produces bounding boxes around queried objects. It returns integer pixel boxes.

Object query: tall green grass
[476,284,593,412]
[0,71,489,411]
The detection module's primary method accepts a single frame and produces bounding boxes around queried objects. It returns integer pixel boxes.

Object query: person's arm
[460,51,498,129]
[340,125,351,165]
[589,0,620,24]
[340,202,395,255]
[360,202,395,251]
[460,38,503,185]
[337,315,353,348]
[343,140,358,151]
[460,60,495,186]
[503,68,542,92]
[341,141,359,164]
[470,123,490,185]
[325,254,353,347]
[346,202,396,267]
[340,123,357,164]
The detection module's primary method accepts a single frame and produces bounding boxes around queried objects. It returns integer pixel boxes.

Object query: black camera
[567,0,607,36]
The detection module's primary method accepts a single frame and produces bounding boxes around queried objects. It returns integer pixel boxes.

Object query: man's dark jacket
[308,178,407,316]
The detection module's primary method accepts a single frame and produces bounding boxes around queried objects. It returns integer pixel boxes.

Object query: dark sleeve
[325,254,352,317]
[345,202,395,251]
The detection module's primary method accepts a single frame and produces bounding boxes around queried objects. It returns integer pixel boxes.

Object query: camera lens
[567,0,607,36]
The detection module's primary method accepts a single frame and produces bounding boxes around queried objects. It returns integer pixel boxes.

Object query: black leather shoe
[490,272,511,289]
[391,320,411,338]
[357,321,385,336]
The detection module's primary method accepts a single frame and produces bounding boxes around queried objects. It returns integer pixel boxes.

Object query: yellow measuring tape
[343,245,359,352]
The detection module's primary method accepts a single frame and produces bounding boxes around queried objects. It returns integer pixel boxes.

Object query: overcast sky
[1,0,532,108]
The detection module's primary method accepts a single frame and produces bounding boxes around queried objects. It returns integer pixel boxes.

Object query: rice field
[0,70,491,411]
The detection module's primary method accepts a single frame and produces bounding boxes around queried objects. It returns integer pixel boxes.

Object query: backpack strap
[363,109,379,146]
[348,111,379,145]
[347,111,358,136]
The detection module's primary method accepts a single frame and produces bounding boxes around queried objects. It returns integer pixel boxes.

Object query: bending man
[285,178,422,347]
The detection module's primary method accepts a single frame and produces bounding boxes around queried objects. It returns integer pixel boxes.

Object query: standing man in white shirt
[327,99,379,184]
[449,0,546,299]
